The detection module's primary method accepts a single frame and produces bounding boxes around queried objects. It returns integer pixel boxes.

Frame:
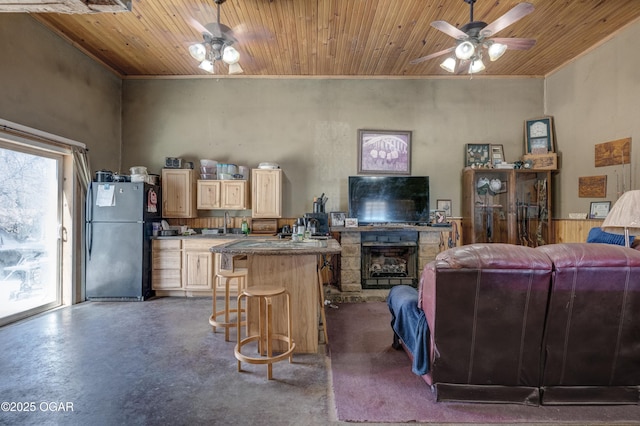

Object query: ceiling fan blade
[431,20,468,40]
[409,46,455,65]
[491,37,536,50]
[188,16,212,37]
[479,2,534,38]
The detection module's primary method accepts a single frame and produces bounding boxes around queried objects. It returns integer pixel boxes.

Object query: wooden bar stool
[234,286,296,380]
[209,258,247,341]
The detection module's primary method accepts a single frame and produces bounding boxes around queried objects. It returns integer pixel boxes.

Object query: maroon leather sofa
[388,243,640,405]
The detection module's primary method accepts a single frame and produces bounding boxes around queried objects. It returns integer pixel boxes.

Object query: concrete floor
[0,297,348,426]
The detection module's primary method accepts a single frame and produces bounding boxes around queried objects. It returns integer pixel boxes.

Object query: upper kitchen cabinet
[197,180,249,210]
[251,168,282,218]
[162,169,196,218]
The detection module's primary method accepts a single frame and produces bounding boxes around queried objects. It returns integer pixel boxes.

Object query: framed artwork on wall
[590,201,611,219]
[357,129,411,175]
[525,116,555,154]
[436,199,452,217]
[465,143,491,167]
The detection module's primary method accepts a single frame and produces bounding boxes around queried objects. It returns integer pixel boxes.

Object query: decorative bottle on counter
[241,218,249,235]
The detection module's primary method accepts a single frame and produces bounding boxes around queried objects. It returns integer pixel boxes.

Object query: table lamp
[601,190,640,247]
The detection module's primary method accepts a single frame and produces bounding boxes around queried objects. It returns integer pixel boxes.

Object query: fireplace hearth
[361,231,418,289]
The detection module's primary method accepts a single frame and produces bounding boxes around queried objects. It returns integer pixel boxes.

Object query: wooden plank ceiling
[16,0,640,78]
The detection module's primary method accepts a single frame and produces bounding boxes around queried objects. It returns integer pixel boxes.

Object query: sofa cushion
[536,243,640,404]
[424,244,553,394]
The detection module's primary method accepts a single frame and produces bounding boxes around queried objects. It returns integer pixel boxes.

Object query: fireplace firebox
[361,231,418,289]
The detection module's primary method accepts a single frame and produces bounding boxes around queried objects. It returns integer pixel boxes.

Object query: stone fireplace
[361,231,418,289]
[334,226,447,293]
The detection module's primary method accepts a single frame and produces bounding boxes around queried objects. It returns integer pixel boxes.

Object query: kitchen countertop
[209,238,341,256]
[151,233,276,240]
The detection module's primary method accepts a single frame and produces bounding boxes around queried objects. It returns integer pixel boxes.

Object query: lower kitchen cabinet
[182,240,214,290]
[151,239,182,290]
[152,238,233,296]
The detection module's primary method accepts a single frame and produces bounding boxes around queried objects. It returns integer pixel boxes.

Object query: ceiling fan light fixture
[228,62,243,75]
[469,58,486,73]
[440,57,457,73]
[198,60,215,73]
[189,43,207,62]
[222,45,240,65]
[455,41,475,60]
[488,42,507,61]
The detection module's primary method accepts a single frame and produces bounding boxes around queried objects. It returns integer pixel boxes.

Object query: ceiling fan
[188,0,243,75]
[410,0,536,74]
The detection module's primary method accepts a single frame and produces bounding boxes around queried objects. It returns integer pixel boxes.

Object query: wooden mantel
[0,0,131,13]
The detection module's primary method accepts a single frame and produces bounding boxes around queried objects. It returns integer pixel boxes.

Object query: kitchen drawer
[153,249,181,270]
[153,239,182,250]
[183,239,232,251]
[152,269,182,289]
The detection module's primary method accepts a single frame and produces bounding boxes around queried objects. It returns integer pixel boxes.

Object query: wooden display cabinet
[251,168,282,218]
[462,167,552,246]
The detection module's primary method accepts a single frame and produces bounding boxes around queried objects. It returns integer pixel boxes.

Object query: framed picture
[590,201,611,219]
[490,144,505,166]
[357,129,411,175]
[436,199,452,217]
[330,211,346,227]
[345,218,359,228]
[465,143,491,168]
[525,116,554,154]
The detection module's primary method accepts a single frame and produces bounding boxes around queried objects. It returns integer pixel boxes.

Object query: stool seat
[209,267,247,341]
[234,286,295,380]
[241,286,285,298]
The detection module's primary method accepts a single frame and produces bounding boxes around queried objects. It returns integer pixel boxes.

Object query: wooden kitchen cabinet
[197,180,249,210]
[462,167,552,246]
[182,239,214,290]
[197,180,221,209]
[162,169,196,218]
[152,238,234,296]
[151,239,182,290]
[251,168,282,218]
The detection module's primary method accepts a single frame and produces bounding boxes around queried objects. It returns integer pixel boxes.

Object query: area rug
[325,301,640,424]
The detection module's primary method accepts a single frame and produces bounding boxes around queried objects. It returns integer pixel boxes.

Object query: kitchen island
[210,238,341,353]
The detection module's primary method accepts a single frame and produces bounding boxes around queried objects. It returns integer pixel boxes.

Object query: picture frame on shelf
[465,143,491,168]
[345,218,359,228]
[436,199,452,217]
[330,211,346,227]
[432,210,447,225]
[525,116,555,154]
[590,201,611,219]
[357,129,411,175]
[490,144,505,166]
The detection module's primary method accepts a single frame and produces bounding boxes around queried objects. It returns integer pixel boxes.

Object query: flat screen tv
[348,176,429,225]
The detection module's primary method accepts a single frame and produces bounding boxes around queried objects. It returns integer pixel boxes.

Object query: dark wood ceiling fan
[410,0,536,73]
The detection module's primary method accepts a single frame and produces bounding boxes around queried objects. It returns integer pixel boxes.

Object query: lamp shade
[189,43,207,62]
[222,45,240,65]
[455,41,475,60]
[469,58,485,73]
[440,57,456,73]
[488,42,507,61]
[601,190,640,247]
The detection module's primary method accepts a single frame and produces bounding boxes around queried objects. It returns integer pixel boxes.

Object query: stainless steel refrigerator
[85,181,161,300]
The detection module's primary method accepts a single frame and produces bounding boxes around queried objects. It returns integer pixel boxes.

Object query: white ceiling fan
[188,0,244,75]
[410,0,537,74]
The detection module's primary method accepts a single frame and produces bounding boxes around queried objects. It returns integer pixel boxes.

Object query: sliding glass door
[0,142,62,325]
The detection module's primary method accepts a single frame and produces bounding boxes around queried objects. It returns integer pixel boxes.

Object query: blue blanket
[387,285,430,375]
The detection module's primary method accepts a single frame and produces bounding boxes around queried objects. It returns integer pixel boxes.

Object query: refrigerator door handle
[87,183,94,223]
[86,221,93,260]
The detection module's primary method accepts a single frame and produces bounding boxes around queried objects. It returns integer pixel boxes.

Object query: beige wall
[0,15,122,170]
[122,77,543,218]
[546,21,640,218]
